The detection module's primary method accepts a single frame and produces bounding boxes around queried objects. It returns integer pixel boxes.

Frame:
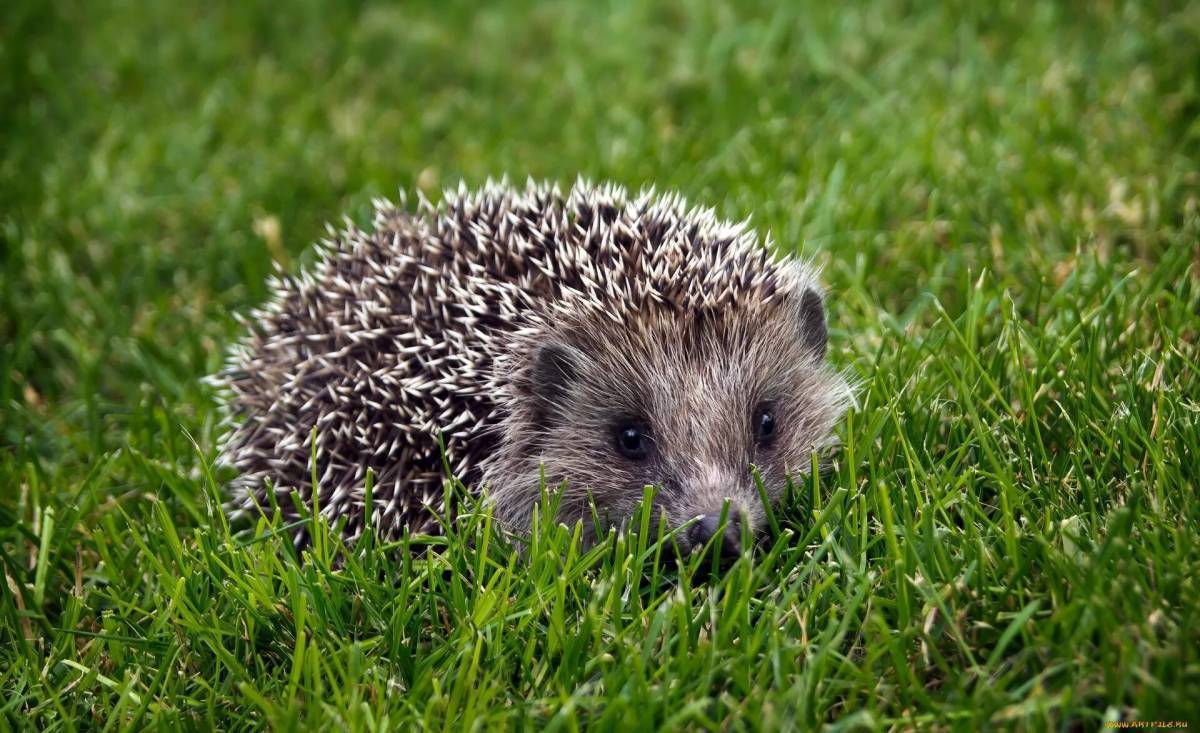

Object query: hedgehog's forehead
[546,299,805,390]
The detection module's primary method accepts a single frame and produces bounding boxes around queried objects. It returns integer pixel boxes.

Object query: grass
[2,0,1199,729]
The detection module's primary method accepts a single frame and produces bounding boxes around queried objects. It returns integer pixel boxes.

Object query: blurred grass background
[2,0,1198,729]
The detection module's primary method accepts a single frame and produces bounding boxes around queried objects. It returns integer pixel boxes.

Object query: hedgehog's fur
[214,179,850,549]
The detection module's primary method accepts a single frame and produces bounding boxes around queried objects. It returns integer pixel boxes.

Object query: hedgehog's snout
[685,508,745,560]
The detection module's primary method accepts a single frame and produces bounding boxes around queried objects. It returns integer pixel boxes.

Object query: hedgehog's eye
[753,404,777,447]
[613,421,651,461]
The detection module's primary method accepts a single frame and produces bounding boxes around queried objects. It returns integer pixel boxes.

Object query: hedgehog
[213,179,850,556]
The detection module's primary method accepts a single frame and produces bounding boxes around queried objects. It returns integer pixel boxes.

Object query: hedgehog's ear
[529,341,583,418]
[795,288,828,360]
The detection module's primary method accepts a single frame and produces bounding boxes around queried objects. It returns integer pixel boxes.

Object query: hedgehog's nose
[687,508,744,559]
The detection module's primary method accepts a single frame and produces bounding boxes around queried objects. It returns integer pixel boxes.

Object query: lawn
[2,0,1198,729]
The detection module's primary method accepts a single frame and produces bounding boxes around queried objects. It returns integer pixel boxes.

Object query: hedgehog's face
[486,286,848,559]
